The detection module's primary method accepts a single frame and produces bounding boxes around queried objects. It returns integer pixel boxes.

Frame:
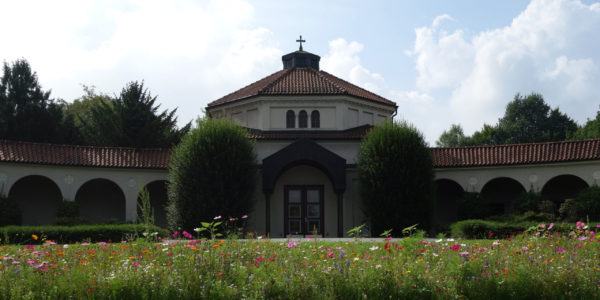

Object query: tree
[436,93,578,146]
[497,93,577,144]
[80,81,190,148]
[166,117,257,232]
[570,107,600,140]
[0,59,76,143]
[358,121,434,236]
[435,124,469,147]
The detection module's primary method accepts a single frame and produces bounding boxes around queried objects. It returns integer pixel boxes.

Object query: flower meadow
[0,224,599,299]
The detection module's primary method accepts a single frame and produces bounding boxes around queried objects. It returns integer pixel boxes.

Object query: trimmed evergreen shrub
[0,224,169,244]
[167,117,257,232]
[358,121,434,236]
[0,195,21,227]
[457,192,494,220]
[573,186,600,221]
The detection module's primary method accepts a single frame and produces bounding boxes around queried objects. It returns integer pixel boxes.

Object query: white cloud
[0,0,282,125]
[406,0,600,139]
[321,39,385,93]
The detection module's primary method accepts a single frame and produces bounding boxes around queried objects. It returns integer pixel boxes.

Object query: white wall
[0,163,167,222]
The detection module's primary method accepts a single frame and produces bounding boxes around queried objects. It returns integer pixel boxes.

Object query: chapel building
[1,40,600,237]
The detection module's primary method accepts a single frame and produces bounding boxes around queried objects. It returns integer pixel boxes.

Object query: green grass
[0,226,599,299]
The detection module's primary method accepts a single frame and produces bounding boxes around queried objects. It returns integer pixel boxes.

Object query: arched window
[299,110,308,128]
[311,110,320,128]
[286,110,295,128]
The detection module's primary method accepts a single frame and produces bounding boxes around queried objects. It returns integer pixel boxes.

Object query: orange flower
[32,234,38,240]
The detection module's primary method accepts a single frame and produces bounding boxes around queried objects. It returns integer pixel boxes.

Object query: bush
[55,201,87,226]
[450,219,596,239]
[558,198,580,222]
[358,121,434,236]
[538,200,556,215]
[0,224,169,244]
[167,118,257,232]
[514,187,541,214]
[0,195,21,226]
[457,192,494,220]
[574,186,600,221]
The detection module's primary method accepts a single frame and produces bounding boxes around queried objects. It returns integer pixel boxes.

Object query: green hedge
[450,219,599,239]
[0,224,169,244]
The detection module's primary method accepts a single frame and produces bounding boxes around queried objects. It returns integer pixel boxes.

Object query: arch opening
[8,175,62,225]
[75,179,126,224]
[286,110,295,128]
[541,174,588,207]
[299,110,308,128]
[138,180,168,228]
[434,179,463,224]
[481,177,525,215]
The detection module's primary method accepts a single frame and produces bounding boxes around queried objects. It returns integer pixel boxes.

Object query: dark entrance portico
[262,139,346,237]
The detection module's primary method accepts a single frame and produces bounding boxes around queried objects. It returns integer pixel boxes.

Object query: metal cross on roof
[296,35,305,51]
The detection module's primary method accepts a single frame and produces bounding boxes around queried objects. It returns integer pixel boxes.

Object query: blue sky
[1,0,599,144]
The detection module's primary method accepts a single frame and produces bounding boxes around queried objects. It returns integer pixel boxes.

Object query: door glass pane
[289,220,301,234]
[288,190,301,203]
[307,220,320,234]
[289,205,301,218]
[307,204,320,218]
[307,189,320,203]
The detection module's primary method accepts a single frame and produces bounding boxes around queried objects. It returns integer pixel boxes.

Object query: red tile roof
[0,140,170,169]
[432,139,600,168]
[207,68,396,107]
[1,138,599,169]
[247,125,372,140]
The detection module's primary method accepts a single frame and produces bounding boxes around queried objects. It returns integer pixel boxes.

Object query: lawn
[1,224,599,299]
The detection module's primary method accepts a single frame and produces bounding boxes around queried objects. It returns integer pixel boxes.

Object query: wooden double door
[284,185,324,236]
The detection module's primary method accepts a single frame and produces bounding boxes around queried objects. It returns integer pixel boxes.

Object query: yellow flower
[32,234,38,240]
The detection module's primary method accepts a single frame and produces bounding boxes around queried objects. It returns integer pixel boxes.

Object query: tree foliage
[570,108,600,140]
[0,59,77,143]
[358,121,434,236]
[436,93,578,146]
[79,81,190,148]
[166,117,257,232]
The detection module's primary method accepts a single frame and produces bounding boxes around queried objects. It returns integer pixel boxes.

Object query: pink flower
[459,251,469,257]
[385,236,392,241]
[27,260,37,264]
[555,248,565,253]
[488,232,494,237]
[287,240,300,248]
[172,231,179,238]
[214,216,222,220]
[450,244,460,252]
[26,245,35,250]
[167,252,173,256]
[132,262,140,267]
[255,257,265,262]
[182,231,193,239]
[229,217,237,222]
[241,215,248,219]
[578,236,587,241]
[540,224,546,229]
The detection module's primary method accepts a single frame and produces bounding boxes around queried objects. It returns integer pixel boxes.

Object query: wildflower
[578,236,587,241]
[459,251,469,257]
[255,257,265,262]
[172,231,179,238]
[539,224,546,229]
[32,234,39,240]
[488,232,494,237]
[385,236,392,241]
[555,248,565,253]
[214,215,222,220]
[287,240,300,248]
[229,217,238,222]
[81,242,90,246]
[548,223,554,230]
[241,214,248,219]
[450,244,460,252]
[182,231,193,239]
[369,245,379,251]
[132,262,140,267]
[26,245,35,250]
[63,244,69,249]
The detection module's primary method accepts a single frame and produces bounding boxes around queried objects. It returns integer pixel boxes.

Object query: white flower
[354,257,360,261]
[369,245,379,251]
[375,264,382,269]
